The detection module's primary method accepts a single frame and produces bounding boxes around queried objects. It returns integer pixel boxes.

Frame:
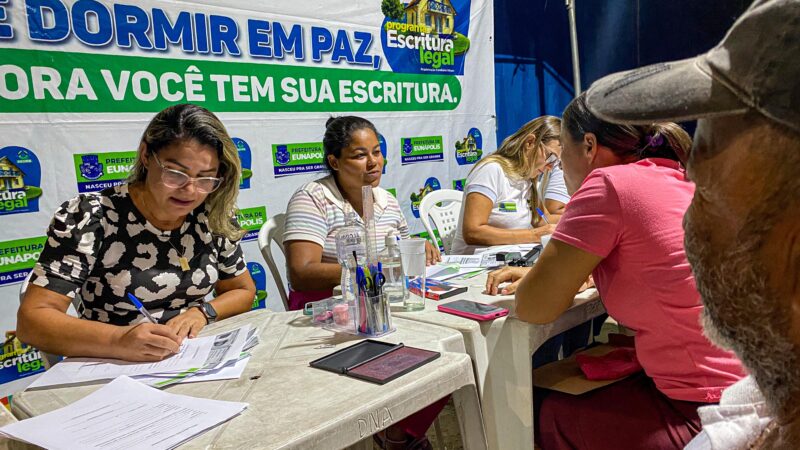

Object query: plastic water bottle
[335,209,366,303]
[379,235,407,304]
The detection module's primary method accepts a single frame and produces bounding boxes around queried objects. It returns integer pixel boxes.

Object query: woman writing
[450,116,567,255]
[17,104,256,362]
[486,94,745,449]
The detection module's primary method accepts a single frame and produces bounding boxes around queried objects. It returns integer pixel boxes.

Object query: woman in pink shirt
[487,94,745,449]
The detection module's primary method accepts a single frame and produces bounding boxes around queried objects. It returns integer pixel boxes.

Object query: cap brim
[586,56,749,125]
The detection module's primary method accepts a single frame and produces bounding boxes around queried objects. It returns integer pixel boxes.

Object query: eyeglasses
[544,152,561,170]
[151,153,223,194]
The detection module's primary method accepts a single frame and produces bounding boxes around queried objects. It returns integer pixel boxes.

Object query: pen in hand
[126,293,157,324]
[535,207,550,225]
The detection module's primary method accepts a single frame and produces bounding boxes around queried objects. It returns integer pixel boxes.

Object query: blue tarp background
[493,0,750,144]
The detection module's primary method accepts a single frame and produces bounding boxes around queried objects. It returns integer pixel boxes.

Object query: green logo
[236,206,268,242]
[400,136,444,165]
[272,142,326,177]
[0,236,47,286]
[74,151,137,193]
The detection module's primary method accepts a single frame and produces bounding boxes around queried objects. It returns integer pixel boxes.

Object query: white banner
[0,0,496,331]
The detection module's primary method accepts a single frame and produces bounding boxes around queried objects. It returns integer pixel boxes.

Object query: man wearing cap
[585,0,799,448]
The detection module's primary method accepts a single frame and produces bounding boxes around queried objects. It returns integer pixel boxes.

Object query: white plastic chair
[418,189,464,254]
[257,213,289,310]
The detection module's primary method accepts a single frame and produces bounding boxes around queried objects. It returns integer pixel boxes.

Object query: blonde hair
[128,104,245,241]
[473,116,561,180]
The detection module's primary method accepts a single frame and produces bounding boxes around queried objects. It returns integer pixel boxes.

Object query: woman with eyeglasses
[16,104,256,362]
[450,116,568,255]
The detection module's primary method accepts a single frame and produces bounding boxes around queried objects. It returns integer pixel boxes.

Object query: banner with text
[0,0,496,336]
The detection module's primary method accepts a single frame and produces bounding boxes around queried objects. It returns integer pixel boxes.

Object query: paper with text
[0,376,247,450]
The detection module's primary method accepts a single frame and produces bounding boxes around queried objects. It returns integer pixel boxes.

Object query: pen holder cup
[356,291,394,338]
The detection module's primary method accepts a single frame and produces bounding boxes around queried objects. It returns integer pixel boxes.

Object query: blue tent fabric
[494,0,749,146]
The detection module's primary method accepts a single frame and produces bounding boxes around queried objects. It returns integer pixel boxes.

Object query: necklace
[131,184,191,272]
[166,234,191,272]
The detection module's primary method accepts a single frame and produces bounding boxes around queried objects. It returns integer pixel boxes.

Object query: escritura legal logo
[380,0,472,75]
[0,146,42,216]
[233,137,253,190]
[409,176,441,218]
[455,127,482,165]
[247,262,268,310]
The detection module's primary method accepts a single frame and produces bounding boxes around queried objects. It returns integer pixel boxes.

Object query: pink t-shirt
[553,158,745,403]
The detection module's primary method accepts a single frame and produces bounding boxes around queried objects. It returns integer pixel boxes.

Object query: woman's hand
[166,307,207,339]
[578,275,596,292]
[485,266,531,295]
[425,240,441,265]
[112,323,182,362]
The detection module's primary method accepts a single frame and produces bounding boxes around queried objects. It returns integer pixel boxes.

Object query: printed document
[0,375,247,450]
[29,325,251,389]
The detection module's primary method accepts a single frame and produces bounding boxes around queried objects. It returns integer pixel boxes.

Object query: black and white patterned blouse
[30,183,247,326]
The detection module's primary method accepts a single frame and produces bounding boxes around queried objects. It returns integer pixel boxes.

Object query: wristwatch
[195,302,218,324]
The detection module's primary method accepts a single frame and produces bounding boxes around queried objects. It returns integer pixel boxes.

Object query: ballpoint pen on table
[126,293,157,324]
[535,207,550,225]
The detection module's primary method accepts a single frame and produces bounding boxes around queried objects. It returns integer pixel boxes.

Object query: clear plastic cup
[397,238,427,311]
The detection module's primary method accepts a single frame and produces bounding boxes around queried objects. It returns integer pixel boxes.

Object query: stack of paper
[28,325,259,390]
[0,375,247,450]
[425,263,487,281]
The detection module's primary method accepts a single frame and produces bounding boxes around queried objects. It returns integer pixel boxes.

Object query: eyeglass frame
[150,152,224,194]
[543,152,561,170]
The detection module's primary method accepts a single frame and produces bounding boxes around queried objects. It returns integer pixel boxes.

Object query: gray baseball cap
[585,0,800,134]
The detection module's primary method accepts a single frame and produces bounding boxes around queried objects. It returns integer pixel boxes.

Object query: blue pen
[126,293,157,324]
[535,207,550,225]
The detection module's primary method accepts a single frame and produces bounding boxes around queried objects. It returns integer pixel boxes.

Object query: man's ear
[327,154,339,171]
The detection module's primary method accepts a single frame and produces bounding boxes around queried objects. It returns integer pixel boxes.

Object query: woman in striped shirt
[283,116,443,450]
[283,116,440,310]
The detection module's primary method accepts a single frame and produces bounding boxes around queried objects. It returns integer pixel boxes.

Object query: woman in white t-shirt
[451,116,567,255]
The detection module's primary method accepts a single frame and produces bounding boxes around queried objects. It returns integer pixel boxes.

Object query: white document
[135,354,251,388]
[439,255,484,268]
[426,264,487,281]
[0,376,247,450]
[29,325,251,389]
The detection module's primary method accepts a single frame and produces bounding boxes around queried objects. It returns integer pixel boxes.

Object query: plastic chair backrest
[418,189,464,254]
[257,213,289,310]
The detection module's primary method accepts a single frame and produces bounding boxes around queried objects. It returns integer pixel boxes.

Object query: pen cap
[126,293,143,309]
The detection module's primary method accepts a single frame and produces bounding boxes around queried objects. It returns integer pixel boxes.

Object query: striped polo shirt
[283,175,410,264]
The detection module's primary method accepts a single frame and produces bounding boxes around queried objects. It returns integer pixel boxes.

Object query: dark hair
[141,104,225,156]
[562,93,691,164]
[322,116,379,171]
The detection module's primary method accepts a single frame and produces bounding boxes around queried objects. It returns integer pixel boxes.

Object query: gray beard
[684,219,800,419]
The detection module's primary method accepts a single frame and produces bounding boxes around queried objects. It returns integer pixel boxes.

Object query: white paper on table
[29,325,251,389]
[426,264,487,281]
[135,354,251,387]
[0,376,247,450]
[439,255,483,268]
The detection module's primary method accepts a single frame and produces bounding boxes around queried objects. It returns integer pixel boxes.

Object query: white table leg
[482,300,606,450]
[452,383,488,450]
